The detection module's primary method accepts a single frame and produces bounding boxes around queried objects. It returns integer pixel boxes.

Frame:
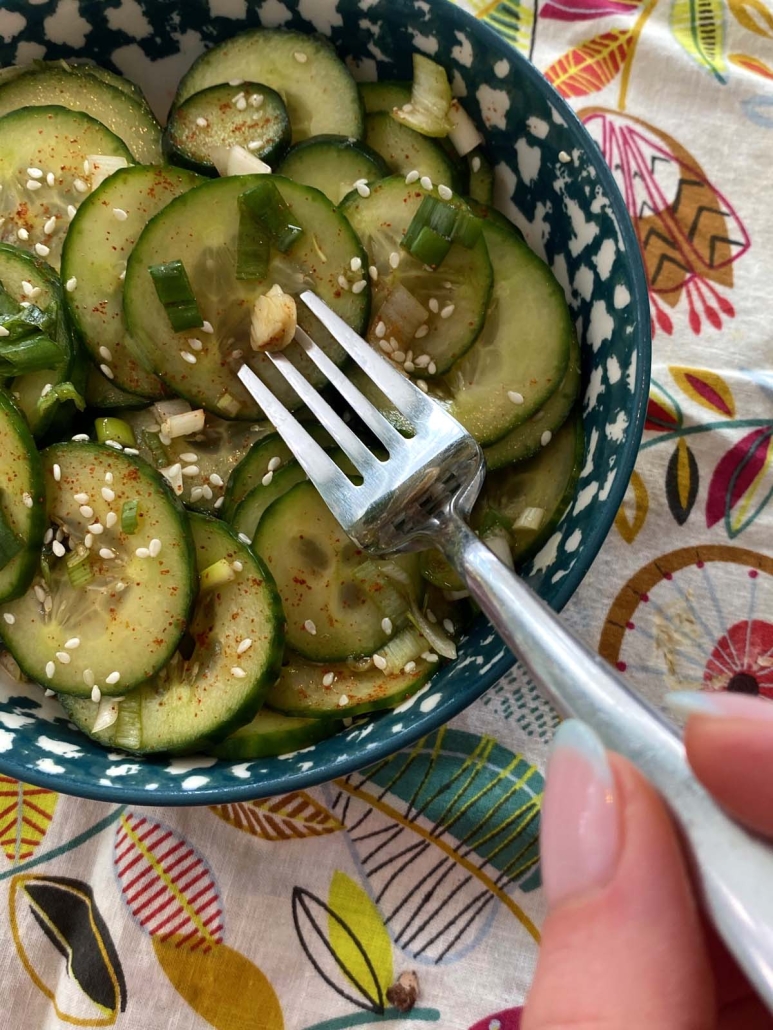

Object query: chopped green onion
[402,195,483,266]
[0,503,21,570]
[148,260,204,332]
[391,54,452,138]
[112,693,142,751]
[451,206,484,248]
[354,559,410,623]
[37,381,86,416]
[239,180,303,252]
[0,333,64,377]
[121,499,139,535]
[66,545,93,588]
[379,626,427,673]
[141,429,168,468]
[200,557,236,592]
[407,226,452,267]
[95,417,136,447]
[401,196,436,253]
[236,197,271,280]
[428,200,458,239]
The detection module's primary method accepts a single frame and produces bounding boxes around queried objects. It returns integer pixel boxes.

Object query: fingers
[667,692,773,837]
[523,721,714,1030]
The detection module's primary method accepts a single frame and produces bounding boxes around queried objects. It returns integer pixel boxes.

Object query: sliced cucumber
[364,113,461,193]
[59,514,284,754]
[124,174,369,420]
[0,106,133,270]
[64,60,149,106]
[484,330,581,470]
[0,65,161,163]
[212,708,337,759]
[232,461,309,542]
[254,479,420,662]
[62,164,203,399]
[359,81,411,114]
[174,29,364,142]
[85,365,147,411]
[266,630,434,717]
[164,82,290,175]
[467,151,493,205]
[341,176,492,373]
[278,135,388,205]
[442,207,572,444]
[0,442,196,696]
[0,388,45,602]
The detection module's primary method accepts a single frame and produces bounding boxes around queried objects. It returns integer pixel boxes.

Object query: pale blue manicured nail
[666,691,773,721]
[552,719,612,783]
[665,691,718,716]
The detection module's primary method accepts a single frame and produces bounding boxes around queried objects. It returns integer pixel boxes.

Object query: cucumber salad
[0,32,581,760]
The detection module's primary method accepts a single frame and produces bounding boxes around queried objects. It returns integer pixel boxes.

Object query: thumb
[523,721,715,1030]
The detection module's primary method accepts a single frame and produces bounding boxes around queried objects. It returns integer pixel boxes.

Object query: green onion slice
[66,545,93,588]
[120,499,139,535]
[95,417,136,448]
[148,260,204,332]
[236,197,271,281]
[239,180,303,253]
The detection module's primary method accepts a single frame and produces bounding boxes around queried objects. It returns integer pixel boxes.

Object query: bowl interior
[0,0,650,803]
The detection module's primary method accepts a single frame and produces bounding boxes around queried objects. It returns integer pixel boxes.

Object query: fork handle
[441,514,773,1009]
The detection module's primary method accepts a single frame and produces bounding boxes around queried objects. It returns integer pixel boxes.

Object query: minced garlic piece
[249,284,297,353]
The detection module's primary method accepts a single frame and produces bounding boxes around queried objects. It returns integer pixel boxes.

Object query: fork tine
[294,325,407,453]
[237,365,357,504]
[300,290,437,425]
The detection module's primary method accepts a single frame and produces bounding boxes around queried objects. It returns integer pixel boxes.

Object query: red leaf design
[706,428,773,528]
[543,31,634,98]
[114,812,224,952]
[646,398,679,431]
[469,1008,523,1030]
[542,0,641,19]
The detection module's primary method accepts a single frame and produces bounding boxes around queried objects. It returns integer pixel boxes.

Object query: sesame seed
[427,361,437,375]
[440,303,455,319]
[208,473,224,488]
[237,638,252,654]
[26,180,42,191]
[105,472,113,484]
[267,456,282,472]
[402,103,414,113]
[422,651,439,663]
[34,585,46,603]
[202,320,214,334]
[180,351,197,364]
[338,694,349,707]
[379,340,392,354]
[231,666,247,678]
[101,487,115,502]
[405,169,420,184]
[393,350,406,362]
[417,379,428,393]
[420,175,433,190]
[52,540,65,558]
[214,496,224,509]
[115,581,126,592]
[350,256,362,272]
[249,94,263,107]
[99,548,116,560]
[27,167,43,179]
[21,281,35,297]
[414,324,429,339]
[88,522,104,535]
[118,269,126,282]
[73,178,88,193]
[44,688,55,697]
[381,617,393,635]
[16,228,29,241]
[403,660,417,673]
[106,671,120,685]
[179,453,198,462]
[105,511,117,529]
[559,150,571,163]
[22,493,33,509]
[375,321,386,338]
[294,51,308,63]
[351,279,367,294]
[443,618,455,634]
[229,78,245,85]
[471,155,482,173]
[91,684,101,703]
[100,364,114,380]
[149,538,162,557]
[65,276,77,292]
[236,96,247,110]
[428,298,439,313]
[52,463,61,482]
[196,116,208,127]
[188,337,203,351]
[73,493,89,505]
[43,215,57,234]
[389,251,400,269]
[232,560,243,572]
[427,608,437,623]
[84,533,93,548]
[67,205,77,220]
[404,360,415,372]
[355,180,371,198]
[541,430,553,447]
[261,471,273,487]
[79,505,94,519]
[44,528,53,544]
[135,547,150,558]
[55,651,71,664]
[304,619,317,635]
[368,265,378,281]
[337,275,349,291]
[373,654,387,670]
[508,390,524,405]
[83,668,95,687]
[3,613,14,625]
[65,637,80,649]
[238,532,251,545]
[190,486,204,502]
[438,184,453,200]
[46,172,55,188]
[322,671,335,687]
[182,465,200,477]
[45,661,55,679]
[112,208,128,221]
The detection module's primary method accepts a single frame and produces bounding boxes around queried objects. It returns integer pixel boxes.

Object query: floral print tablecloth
[0,0,771,1027]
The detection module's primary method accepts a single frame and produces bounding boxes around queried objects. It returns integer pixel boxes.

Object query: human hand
[523,693,773,1030]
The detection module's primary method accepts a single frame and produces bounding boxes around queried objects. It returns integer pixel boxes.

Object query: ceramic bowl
[0,0,650,803]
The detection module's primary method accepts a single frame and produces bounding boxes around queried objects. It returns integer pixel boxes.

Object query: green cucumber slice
[124,174,369,420]
[62,164,203,399]
[0,106,134,270]
[164,82,291,174]
[340,176,492,374]
[0,442,196,696]
[212,708,337,759]
[232,462,309,542]
[359,81,411,114]
[278,135,388,205]
[0,65,161,163]
[174,29,364,142]
[0,388,45,602]
[59,514,284,754]
[364,113,461,193]
[254,479,421,662]
[64,60,149,106]
[84,365,147,411]
[484,330,581,470]
[467,151,493,205]
[442,207,572,444]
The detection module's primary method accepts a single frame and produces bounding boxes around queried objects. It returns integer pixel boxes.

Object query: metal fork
[239,289,773,1007]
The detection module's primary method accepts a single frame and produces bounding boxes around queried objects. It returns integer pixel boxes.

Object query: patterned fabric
[0,1,770,1027]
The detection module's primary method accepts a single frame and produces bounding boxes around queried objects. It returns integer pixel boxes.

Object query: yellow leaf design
[328,871,393,1001]
[153,939,283,1030]
[543,30,634,98]
[670,366,736,417]
[728,0,773,36]
[615,470,649,543]
[670,0,727,80]
[0,777,58,862]
[209,791,343,840]
[729,52,773,79]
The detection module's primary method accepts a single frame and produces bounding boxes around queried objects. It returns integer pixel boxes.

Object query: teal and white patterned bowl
[0,0,650,803]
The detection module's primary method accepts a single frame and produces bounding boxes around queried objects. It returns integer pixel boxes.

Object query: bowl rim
[0,0,652,805]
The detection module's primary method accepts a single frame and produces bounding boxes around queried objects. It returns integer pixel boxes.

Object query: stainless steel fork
[239,289,773,1008]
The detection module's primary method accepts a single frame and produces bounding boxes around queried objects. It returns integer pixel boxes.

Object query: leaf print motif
[543,31,634,98]
[153,938,284,1030]
[293,886,387,1013]
[670,0,727,81]
[615,470,649,543]
[706,427,773,536]
[328,871,393,1003]
[10,874,126,1027]
[209,791,343,841]
[329,728,542,965]
[542,0,643,20]
[466,0,537,56]
[666,439,699,525]
[469,1009,523,1030]
[728,0,773,37]
[0,777,58,862]
[646,379,683,431]
[729,53,773,80]
[670,367,735,417]
[114,812,224,953]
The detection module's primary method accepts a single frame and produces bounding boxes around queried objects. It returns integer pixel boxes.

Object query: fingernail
[541,719,621,909]
[666,690,773,722]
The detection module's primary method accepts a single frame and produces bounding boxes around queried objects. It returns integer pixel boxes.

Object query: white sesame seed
[389,251,400,269]
[393,350,406,362]
[91,684,101,703]
[26,180,42,192]
[195,116,208,127]
[238,532,251,545]
[294,51,308,63]
[96,349,113,367]
[67,204,77,221]
[266,456,282,473]
[261,471,273,487]
[368,265,378,281]
[45,661,55,679]
[105,511,117,529]
[27,167,43,179]
[246,141,261,151]
[426,608,437,622]
[202,320,214,334]
[104,471,113,484]
[44,688,55,697]
[43,216,57,234]
[417,379,428,393]
[100,364,114,380]
[3,613,14,625]
[44,528,53,544]
[118,269,126,282]
[541,430,553,447]
[88,523,104,535]
[237,638,252,655]
[187,337,203,351]
[322,672,335,687]
[181,465,200,477]
[190,487,204,502]
[507,390,524,405]
[34,585,46,604]
[356,181,371,198]
[99,548,116,560]
[428,297,439,313]
[443,618,455,634]
[180,350,197,364]
[106,671,120,684]
[350,256,362,272]
[209,473,224,488]
[65,276,77,292]
[115,581,126,592]
[438,184,453,200]
[414,324,429,339]
[214,496,224,509]
[65,637,80,649]
[249,93,263,108]
[404,360,415,372]
[381,617,393,635]
[22,493,33,509]
[559,150,571,164]
[229,78,244,85]
[304,619,317,635]
[55,651,71,664]
[83,668,95,687]
[52,463,61,482]
[231,666,247,678]
[471,155,482,173]
[379,339,392,355]
[405,169,419,184]
[79,505,94,519]
[373,654,387,670]
[111,207,128,222]
[84,533,93,549]
[52,540,65,558]
[16,228,29,241]
[45,172,54,188]
[420,175,433,191]
[232,560,243,572]
[101,487,115,502]
[338,694,349,707]
[440,303,455,319]
[149,539,162,557]
[73,178,88,193]
[236,96,247,110]
[375,321,386,339]
[135,547,150,558]
[337,275,349,291]
[422,651,439,663]
[73,493,89,504]
[179,453,198,463]
[351,279,367,294]
[403,661,417,673]
[83,159,91,176]
[21,280,35,297]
